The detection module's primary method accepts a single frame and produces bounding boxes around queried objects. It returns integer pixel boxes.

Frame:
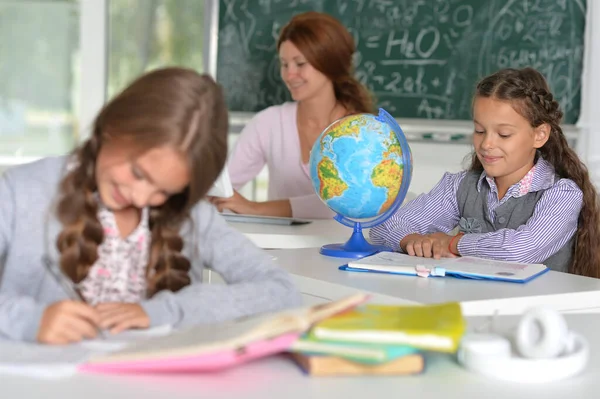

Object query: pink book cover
[78,293,369,375]
[79,333,299,374]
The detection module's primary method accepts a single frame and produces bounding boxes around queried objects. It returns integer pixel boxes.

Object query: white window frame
[79,0,108,142]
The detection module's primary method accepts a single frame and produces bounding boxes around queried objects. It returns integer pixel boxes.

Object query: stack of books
[287,302,466,376]
[76,294,465,378]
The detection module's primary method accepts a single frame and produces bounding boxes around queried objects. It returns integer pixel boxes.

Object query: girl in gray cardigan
[0,68,301,344]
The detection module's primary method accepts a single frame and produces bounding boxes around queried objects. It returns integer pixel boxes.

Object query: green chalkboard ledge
[227,112,579,146]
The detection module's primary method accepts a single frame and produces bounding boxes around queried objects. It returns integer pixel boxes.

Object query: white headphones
[457,307,589,383]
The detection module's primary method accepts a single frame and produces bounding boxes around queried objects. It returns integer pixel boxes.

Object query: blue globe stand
[315,108,413,260]
[320,221,390,259]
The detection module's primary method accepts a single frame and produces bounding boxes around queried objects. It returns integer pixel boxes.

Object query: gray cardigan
[0,156,301,341]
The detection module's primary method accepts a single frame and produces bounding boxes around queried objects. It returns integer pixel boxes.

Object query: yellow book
[289,352,425,376]
[310,302,465,353]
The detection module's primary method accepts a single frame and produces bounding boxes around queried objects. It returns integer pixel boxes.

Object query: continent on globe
[321,117,367,142]
[317,156,349,200]
[371,130,404,213]
[371,159,403,214]
[310,112,407,219]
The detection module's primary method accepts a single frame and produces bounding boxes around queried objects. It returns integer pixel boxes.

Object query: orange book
[289,352,425,376]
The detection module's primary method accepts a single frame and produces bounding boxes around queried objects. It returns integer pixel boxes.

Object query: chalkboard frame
[203,0,580,142]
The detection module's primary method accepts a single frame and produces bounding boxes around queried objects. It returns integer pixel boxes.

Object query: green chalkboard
[216,0,586,124]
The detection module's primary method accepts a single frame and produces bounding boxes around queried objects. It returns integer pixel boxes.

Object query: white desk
[207,219,359,284]
[225,193,418,249]
[2,314,599,398]
[228,219,363,249]
[270,248,600,315]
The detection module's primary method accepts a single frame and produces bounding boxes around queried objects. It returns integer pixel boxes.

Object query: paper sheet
[0,325,172,379]
[0,342,90,379]
[81,324,173,351]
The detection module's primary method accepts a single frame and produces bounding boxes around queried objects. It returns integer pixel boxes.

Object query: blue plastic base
[319,222,391,259]
[320,243,389,259]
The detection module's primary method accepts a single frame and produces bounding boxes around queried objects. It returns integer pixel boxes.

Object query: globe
[309,108,413,258]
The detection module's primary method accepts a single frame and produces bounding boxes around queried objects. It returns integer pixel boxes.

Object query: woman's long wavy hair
[277,11,375,114]
[55,67,229,296]
[471,67,600,277]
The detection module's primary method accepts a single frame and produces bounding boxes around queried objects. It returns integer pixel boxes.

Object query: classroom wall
[408,142,472,195]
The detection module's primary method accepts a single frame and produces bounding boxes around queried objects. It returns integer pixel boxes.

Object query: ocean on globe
[309,112,409,220]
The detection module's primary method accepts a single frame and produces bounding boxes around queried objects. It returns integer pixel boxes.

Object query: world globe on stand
[309,108,413,258]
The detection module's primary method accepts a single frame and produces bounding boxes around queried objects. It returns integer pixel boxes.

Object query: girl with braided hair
[0,67,300,344]
[370,67,600,278]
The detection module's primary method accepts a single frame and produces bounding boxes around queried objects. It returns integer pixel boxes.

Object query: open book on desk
[339,252,549,283]
[79,293,368,374]
[221,213,312,225]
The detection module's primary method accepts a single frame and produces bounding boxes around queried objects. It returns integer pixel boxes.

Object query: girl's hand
[209,190,258,215]
[95,303,150,334]
[400,232,458,259]
[37,300,101,344]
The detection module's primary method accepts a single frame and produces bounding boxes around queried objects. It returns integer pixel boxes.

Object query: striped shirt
[369,158,583,263]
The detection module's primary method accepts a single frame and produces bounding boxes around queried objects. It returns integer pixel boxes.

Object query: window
[107,1,268,201]
[0,0,79,162]
[0,0,265,200]
[107,0,204,97]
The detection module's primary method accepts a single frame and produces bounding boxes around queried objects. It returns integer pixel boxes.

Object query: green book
[289,334,419,364]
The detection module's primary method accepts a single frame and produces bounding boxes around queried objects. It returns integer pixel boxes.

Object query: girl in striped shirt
[370,67,600,277]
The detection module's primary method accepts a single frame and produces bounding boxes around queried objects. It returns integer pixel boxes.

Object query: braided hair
[56,67,229,296]
[470,67,600,277]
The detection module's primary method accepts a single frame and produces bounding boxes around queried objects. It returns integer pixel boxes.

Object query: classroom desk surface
[269,248,600,315]
[2,314,598,399]
[228,219,364,249]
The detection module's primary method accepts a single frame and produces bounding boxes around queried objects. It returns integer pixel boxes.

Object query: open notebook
[340,252,549,283]
[79,293,369,374]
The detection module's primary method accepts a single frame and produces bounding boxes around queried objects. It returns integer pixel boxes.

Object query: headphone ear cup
[457,333,512,372]
[515,307,568,359]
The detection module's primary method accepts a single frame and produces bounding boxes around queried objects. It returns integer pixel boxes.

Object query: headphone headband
[458,308,589,383]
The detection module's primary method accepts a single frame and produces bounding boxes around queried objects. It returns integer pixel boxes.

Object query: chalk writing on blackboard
[217,0,585,124]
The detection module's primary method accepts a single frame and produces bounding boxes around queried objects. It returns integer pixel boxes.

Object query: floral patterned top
[78,203,151,305]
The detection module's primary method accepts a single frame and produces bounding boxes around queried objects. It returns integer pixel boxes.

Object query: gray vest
[455,171,573,272]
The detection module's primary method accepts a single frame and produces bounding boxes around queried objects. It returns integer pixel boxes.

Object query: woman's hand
[400,232,459,259]
[37,300,101,344]
[209,190,258,215]
[95,303,150,334]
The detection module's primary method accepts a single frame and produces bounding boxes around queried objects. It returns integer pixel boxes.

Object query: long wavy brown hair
[277,11,375,114]
[471,67,600,277]
[55,67,229,296]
